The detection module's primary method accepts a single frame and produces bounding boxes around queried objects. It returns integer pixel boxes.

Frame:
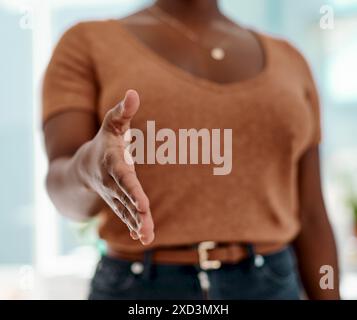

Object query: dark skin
[44,0,340,299]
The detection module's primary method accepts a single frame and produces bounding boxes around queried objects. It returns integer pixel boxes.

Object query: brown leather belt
[108,242,284,270]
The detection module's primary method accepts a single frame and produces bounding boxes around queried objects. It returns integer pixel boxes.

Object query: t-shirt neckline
[112,19,272,93]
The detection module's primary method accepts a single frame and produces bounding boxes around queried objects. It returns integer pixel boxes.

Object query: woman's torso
[43,15,320,253]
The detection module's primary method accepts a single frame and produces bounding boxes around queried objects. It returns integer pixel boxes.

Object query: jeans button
[131,262,144,275]
[254,255,265,268]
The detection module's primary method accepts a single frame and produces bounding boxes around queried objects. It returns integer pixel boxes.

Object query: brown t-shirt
[42,20,321,254]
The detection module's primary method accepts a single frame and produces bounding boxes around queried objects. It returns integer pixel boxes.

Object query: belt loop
[142,249,155,280]
[246,243,265,268]
[246,243,256,269]
[246,243,255,261]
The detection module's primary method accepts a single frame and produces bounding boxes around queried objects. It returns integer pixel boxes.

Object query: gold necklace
[148,6,227,61]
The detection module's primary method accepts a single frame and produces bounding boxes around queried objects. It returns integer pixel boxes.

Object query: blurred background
[1,0,357,299]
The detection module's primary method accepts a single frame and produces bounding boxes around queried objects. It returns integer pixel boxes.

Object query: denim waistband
[100,245,291,274]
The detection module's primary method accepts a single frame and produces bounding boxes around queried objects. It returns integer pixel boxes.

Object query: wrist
[71,141,95,192]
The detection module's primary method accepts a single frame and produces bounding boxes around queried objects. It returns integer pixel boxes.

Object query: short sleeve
[285,40,322,146]
[42,23,98,125]
[304,64,322,146]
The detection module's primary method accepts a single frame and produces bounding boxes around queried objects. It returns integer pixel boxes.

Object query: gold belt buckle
[198,241,222,270]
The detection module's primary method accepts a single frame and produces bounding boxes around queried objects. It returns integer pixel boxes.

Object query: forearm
[293,212,340,300]
[46,142,104,220]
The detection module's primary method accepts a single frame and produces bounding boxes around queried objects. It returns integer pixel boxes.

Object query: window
[0,0,151,299]
[0,2,34,265]
[325,17,357,104]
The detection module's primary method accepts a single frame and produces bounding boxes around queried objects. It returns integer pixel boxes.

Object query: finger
[100,174,141,240]
[115,183,142,228]
[120,89,140,124]
[111,170,154,245]
[130,230,140,240]
[112,170,150,213]
[99,192,135,231]
[102,178,141,232]
[103,89,140,135]
[138,208,155,245]
[113,198,140,232]
[126,221,140,241]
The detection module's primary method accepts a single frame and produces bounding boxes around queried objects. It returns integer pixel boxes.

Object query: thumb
[103,89,140,135]
[120,89,140,123]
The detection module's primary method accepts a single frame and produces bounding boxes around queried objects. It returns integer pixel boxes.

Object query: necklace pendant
[211,47,225,61]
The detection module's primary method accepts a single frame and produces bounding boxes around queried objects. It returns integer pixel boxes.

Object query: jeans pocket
[259,249,297,285]
[90,259,136,296]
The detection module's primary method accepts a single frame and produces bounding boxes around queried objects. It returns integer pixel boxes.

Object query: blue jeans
[88,246,301,300]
